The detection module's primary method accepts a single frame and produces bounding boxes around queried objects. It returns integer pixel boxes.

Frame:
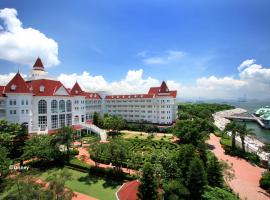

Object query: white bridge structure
[79,123,107,142]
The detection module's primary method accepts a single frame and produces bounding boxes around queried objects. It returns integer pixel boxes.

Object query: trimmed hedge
[260,171,270,192]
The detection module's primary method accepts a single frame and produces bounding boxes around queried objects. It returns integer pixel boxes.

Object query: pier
[225,112,266,128]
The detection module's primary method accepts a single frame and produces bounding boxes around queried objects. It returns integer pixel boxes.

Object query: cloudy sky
[0,0,270,99]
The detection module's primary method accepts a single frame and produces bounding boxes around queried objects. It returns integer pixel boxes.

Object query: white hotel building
[0,58,177,134]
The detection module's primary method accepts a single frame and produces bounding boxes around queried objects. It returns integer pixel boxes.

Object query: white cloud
[197,76,247,90]
[238,59,256,72]
[142,50,185,65]
[58,69,162,94]
[0,8,59,67]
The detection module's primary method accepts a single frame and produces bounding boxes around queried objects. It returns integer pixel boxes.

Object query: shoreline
[213,108,270,162]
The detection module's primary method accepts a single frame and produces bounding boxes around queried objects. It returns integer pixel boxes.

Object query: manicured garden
[120,131,173,142]
[39,167,123,200]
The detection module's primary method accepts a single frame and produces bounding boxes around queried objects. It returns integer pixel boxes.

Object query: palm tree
[224,122,238,150]
[237,123,254,152]
[57,126,75,162]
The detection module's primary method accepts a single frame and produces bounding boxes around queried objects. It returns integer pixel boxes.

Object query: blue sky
[0,0,270,99]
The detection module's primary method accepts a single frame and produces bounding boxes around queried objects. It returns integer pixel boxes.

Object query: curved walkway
[207,134,270,200]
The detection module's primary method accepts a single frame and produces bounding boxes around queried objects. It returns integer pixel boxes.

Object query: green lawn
[39,167,123,200]
[121,132,172,142]
[220,135,232,147]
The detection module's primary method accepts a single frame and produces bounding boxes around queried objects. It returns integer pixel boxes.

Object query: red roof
[160,81,169,93]
[33,57,44,71]
[70,82,84,96]
[0,86,5,97]
[4,73,31,94]
[26,79,71,97]
[105,81,177,99]
[105,94,154,99]
[84,92,101,99]
[117,180,140,200]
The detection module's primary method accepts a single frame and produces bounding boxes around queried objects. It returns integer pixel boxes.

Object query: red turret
[70,82,84,95]
[33,57,44,71]
[159,81,169,93]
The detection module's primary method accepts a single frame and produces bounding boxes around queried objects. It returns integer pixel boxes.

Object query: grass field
[39,167,123,200]
[120,131,173,142]
[220,135,232,147]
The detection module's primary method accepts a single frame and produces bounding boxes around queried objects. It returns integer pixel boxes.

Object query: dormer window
[39,85,45,92]
[11,84,16,91]
[166,88,169,92]
[75,90,78,94]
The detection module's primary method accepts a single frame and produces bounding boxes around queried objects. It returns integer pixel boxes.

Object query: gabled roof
[26,79,71,97]
[70,82,84,96]
[33,57,44,71]
[4,73,31,94]
[105,81,177,99]
[84,92,101,100]
[105,94,154,99]
[0,86,5,97]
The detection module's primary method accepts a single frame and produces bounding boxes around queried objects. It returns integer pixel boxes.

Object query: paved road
[207,134,270,200]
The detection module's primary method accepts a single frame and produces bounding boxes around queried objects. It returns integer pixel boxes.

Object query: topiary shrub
[260,171,270,192]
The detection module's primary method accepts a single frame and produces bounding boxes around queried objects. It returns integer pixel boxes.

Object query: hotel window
[59,100,65,112]
[66,114,72,126]
[51,100,58,113]
[26,109,29,114]
[66,100,72,112]
[81,115,85,123]
[51,115,58,129]
[13,100,16,105]
[9,100,12,105]
[59,114,65,127]
[9,110,12,115]
[38,116,47,130]
[21,100,24,105]
[21,110,24,114]
[38,100,47,114]
[26,99,29,105]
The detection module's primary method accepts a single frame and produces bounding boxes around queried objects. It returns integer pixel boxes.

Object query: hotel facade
[0,58,177,134]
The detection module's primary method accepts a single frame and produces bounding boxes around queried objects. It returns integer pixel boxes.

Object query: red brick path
[207,134,270,200]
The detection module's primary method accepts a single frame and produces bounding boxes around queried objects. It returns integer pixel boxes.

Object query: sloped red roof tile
[70,82,84,96]
[4,73,31,94]
[84,92,101,99]
[105,81,177,99]
[33,57,44,71]
[26,79,71,97]
[0,86,5,97]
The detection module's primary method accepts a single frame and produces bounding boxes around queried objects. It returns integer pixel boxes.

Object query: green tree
[0,146,12,179]
[46,168,74,200]
[260,171,270,193]
[173,118,214,146]
[3,173,53,200]
[202,186,239,200]
[22,135,62,162]
[93,112,99,125]
[186,157,208,200]
[224,122,238,150]
[237,123,254,152]
[138,162,159,200]
[174,144,196,179]
[56,126,76,162]
[103,115,126,133]
[163,180,190,200]
[206,154,223,187]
